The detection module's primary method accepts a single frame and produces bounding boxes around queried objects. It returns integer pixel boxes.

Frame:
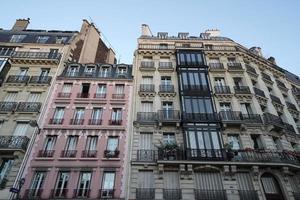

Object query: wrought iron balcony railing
[140,61,155,68]
[238,190,259,200]
[29,76,52,84]
[136,150,157,162]
[38,150,55,157]
[158,110,180,121]
[286,102,297,111]
[109,119,122,125]
[137,112,157,122]
[227,62,243,70]
[241,114,262,123]
[49,118,64,125]
[262,72,273,83]
[112,94,125,99]
[163,189,182,200]
[82,150,97,158]
[136,188,155,200]
[94,93,106,99]
[57,92,71,98]
[159,85,175,93]
[158,62,173,69]
[104,150,120,158]
[6,75,30,83]
[194,189,227,200]
[219,111,243,121]
[16,102,41,112]
[283,122,296,134]
[234,86,251,94]
[270,94,283,105]
[276,80,287,90]
[263,113,285,129]
[61,150,77,158]
[73,189,90,198]
[214,86,231,94]
[209,63,224,70]
[245,64,258,75]
[51,189,68,198]
[0,136,29,151]
[77,93,89,98]
[253,87,266,98]
[182,112,219,122]
[0,102,18,112]
[88,119,102,125]
[186,149,226,161]
[0,48,14,57]
[139,84,155,92]
[70,118,84,125]
[12,51,62,60]
[99,189,115,198]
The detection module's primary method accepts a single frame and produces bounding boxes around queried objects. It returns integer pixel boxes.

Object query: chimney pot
[12,18,30,31]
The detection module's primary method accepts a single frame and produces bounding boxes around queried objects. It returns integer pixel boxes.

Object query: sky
[1,0,299,75]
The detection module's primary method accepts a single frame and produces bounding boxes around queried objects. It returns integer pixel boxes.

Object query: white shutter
[164,172,179,189]
[4,92,18,102]
[138,171,154,188]
[13,123,29,136]
[139,133,153,150]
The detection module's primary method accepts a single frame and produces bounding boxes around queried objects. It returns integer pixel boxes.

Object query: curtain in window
[139,133,153,150]
[112,109,122,120]
[142,77,153,84]
[4,92,18,102]
[66,136,78,150]
[102,172,115,189]
[194,171,223,190]
[236,172,254,190]
[62,84,72,93]
[96,85,106,94]
[54,108,64,119]
[44,136,56,150]
[141,102,153,112]
[107,137,118,151]
[27,93,41,102]
[164,172,179,189]
[86,136,98,151]
[116,85,124,94]
[92,108,102,120]
[74,109,85,119]
[55,172,69,196]
[13,123,29,136]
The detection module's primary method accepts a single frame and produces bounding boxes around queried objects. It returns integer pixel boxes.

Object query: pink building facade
[20,63,133,199]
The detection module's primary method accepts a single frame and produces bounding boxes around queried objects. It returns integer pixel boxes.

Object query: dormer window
[117,66,127,74]
[36,36,50,44]
[178,32,189,39]
[56,36,69,44]
[157,32,168,39]
[67,65,79,77]
[84,65,95,76]
[100,66,111,77]
[10,35,26,43]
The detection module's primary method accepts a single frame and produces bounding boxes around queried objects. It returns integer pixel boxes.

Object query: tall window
[115,84,125,94]
[240,103,253,115]
[63,136,78,157]
[79,83,90,98]
[141,102,153,112]
[228,135,241,150]
[60,83,72,97]
[161,76,172,85]
[107,137,118,152]
[41,136,57,157]
[163,133,176,144]
[177,52,203,65]
[4,92,18,102]
[139,133,154,161]
[10,35,26,43]
[0,159,14,187]
[137,171,154,200]
[18,68,28,76]
[180,69,208,91]
[54,172,69,198]
[95,84,107,98]
[52,107,64,124]
[100,172,116,198]
[84,136,98,157]
[27,92,41,102]
[13,122,29,136]
[39,68,50,79]
[142,76,153,84]
[66,65,79,76]
[183,97,213,115]
[90,108,103,125]
[76,172,92,197]
[110,108,122,125]
[250,135,263,150]
[29,171,46,197]
[72,108,85,125]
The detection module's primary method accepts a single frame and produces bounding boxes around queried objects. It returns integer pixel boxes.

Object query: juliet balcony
[158,110,180,126]
[245,64,258,78]
[227,62,243,72]
[0,136,29,152]
[6,75,30,84]
[219,111,262,126]
[82,150,97,158]
[37,150,55,158]
[0,102,18,112]
[158,85,175,97]
[16,102,41,112]
[70,118,84,125]
[10,51,61,65]
[158,62,173,71]
[49,118,64,125]
[139,84,155,97]
[136,188,155,200]
[140,61,155,71]
[28,76,52,84]
[234,86,251,95]
[263,113,285,131]
[214,86,231,94]
[261,72,274,86]
[270,94,284,113]
[209,63,225,71]
[253,87,268,107]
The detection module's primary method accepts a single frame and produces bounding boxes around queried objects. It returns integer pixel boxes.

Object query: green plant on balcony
[224,143,237,161]
[156,141,181,160]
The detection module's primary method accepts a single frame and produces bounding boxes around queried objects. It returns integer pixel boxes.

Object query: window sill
[57,157,78,161]
[35,157,55,161]
[101,157,121,161]
[79,157,99,161]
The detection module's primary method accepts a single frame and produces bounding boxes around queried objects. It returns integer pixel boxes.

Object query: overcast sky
[1,0,299,75]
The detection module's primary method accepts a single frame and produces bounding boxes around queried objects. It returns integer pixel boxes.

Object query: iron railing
[209,63,224,70]
[61,150,77,158]
[49,118,64,125]
[245,64,258,75]
[158,62,173,69]
[89,119,102,125]
[227,62,243,70]
[214,86,231,94]
[136,188,155,200]
[137,112,157,122]
[104,150,120,158]
[12,51,61,60]
[51,189,68,198]
[94,93,106,98]
[140,61,155,68]
[109,119,122,125]
[241,114,262,123]
[263,113,285,129]
[82,150,97,158]
[159,85,175,93]
[6,75,29,83]
[112,94,125,99]
[286,102,297,110]
[24,189,43,199]
[0,102,18,112]
[253,87,266,98]
[261,72,273,83]
[136,150,157,162]
[234,86,251,94]
[219,111,243,121]
[270,94,283,105]
[29,76,52,84]
[16,102,41,112]
[57,92,71,98]
[186,149,226,161]
[194,189,227,200]
[77,93,89,98]
[238,190,259,200]
[0,48,14,57]
[158,110,180,121]
[158,149,184,161]
[163,189,182,200]
[70,118,84,125]
[0,136,29,151]
[276,80,287,90]
[182,112,219,122]
[38,150,55,157]
[99,189,115,198]
[73,189,90,198]
[139,84,155,92]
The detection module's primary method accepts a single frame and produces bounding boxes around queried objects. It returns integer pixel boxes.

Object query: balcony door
[0,159,14,185]
[54,172,69,197]
[101,172,115,198]
[163,172,180,200]
[43,136,56,153]
[18,68,28,76]
[39,69,49,78]
[261,173,284,200]
[137,171,154,199]
[4,92,17,102]
[162,102,173,119]
[139,133,154,161]
[236,172,257,199]
[77,172,91,197]
[30,171,46,197]
[220,103,232,120]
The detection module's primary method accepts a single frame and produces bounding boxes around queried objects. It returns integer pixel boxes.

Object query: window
[63,136,78,157]
[107,137,118,152]
[111,108,122,125]
[61,83,72,97]
[215,78,225,86]
[117,66,127,75]
[209,57,220,63]
[29,171,46,197]
[250,135,263,150]
[18,68,28,76]
[100,172,116,198]
[13,122,29,136]
[228,57,236,63]
[39,68,50,78]
[79,83,90,98]
[141,101,153,112]
[137,171,154,200]
[66,65,79,76]
[180,69,208,91]
[272,137,282,150]
[36,36,50,43]
[100,66,110,77]
[84,65,95,76]
[139,133,154,161]
[115,84,125,98]
[228,135,241,150]
[233,77,243,87]
[164,171,179,190]
[54,172,69,198]
[95,84,107,98]
[27,92,41,102]
[4,92,18,102]
[42,136,57,157]
[163,133,176,144]
[0,159,14,187]
[76,172,92,197]
[55,36,69,44]
[161,77,172,85]
[90,108,102,125]
[52,107,64,124]
[240,103,253,115]
[177,52,203,65]
[10,34,26,43]
[183,97,213,114]
[84,136,98,157]
[72,108,85,124]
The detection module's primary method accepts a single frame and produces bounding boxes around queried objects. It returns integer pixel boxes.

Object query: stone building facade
[128,25,300,200]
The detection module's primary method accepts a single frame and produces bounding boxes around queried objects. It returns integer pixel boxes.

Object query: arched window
[261,173,284,200]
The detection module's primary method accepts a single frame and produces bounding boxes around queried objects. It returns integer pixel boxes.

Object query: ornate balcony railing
[283,122,296,134]
[0,136,29,151]
[61,150,77,158]
[253,87,266,98]
[158,149,184,161]
[286,102,297,111]
[238,190,259,200]
[38,150,55,157]
[0,102,18,112]
[94,93,106,99]
[276,80,288,90]
[49,118,64,125]
[140,61,155,68]
[12,51,61,60]
[16,102,41,112]
[137,112,157,122]
[219,111,242,121]
[214,86,231,94]
[262,73,273,83]
[227,62,243,70]
[159,85,175,93]
[270,94,283,105]
[112,94,125,99]
[158,110,180,121]
[51,189,68,198]
[0,48,14,57]
[245,64,258,76]
[73,189,90,198]
[186,149,226,161]
[57,92,71,98]
[82,150,97,158]
[29,76,52,84]
[24,189,43,199]
[6,75,30,83]
[99,189,115,198]
[241,114,262,123]
[104,150,120,158]
[194,189,227,200]
[136,150,157,162]
[209,63,224,70]
[182,112,219,122]
[263,113,285,129]
[234,86,251,94]
[109,119,122,125]
[139,84,155,92]
[163,189,182,200]
[88,119,102,125]
[136,188,155,200]
[70,118,84,125]
[158,62,173,69]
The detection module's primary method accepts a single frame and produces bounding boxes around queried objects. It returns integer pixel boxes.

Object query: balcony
[16,102,41,112]
[70,118,84,125]
[88,119,102,125]
[163,189,182,200]
[214,86,231,94]
[158,85,175,95]
[270,94,282,105]
[109,119,122,125]
[49,118,64,125]
[136,188,155,200]
[158,62,173,71]
[182,85,209,96]
[61,150,77,158]
[0,48,14,57]
[234,86,251,94]
[241,114,262,124]
[253,87,266,98]
[292,88,300,99]
[186,149,226,161]
[139,84,155,97]
[227,62,243,71]
[51,189,68,198]
[11,51,61,64]
[263,113,285,131]
[112,94,125,99]
[140,61,155,71]
[253,87,268,106]
[99,189,115,199]
[38,150,54,157]
[283,122,296,134]
[0,102,18,112]
[261,72,274,85]
[6,75,29,83]
[182,112,219,122]
[245,64,258,78]
[82,150,97,158]
[0,136,29,151]
[270,94,284,112]
[276,80,288,93]
[29,76,52,84]
[73,189,90,198]
[94,93,106,99]
[232,149,300,166]
[238,190,259,200]
[158,110,180,123]
[136,150,157,162]
[194,189,227,200]
[24,189,43,199]
[219,111,243,123]
[209,63,225,71]
[76,93,89,98]
[137,112,157,123]
[104,150,120,158]
[57,92,71,98]
[158,149,184,161]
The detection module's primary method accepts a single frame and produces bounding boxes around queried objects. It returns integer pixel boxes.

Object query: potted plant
[156,141,180,160]
[224,143,236,161]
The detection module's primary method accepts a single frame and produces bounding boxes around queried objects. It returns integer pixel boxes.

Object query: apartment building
[20,63,132,199]
[129,25,300,200]
[0,18,115,199]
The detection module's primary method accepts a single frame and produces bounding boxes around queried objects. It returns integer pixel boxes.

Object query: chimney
[268,57,276,65]
[141,24,152,37]
[12,18,30,31]
[205,29,220,37]
[249,47,263,57]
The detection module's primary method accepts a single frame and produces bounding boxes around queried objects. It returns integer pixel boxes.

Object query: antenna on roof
[118,55,122,64]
